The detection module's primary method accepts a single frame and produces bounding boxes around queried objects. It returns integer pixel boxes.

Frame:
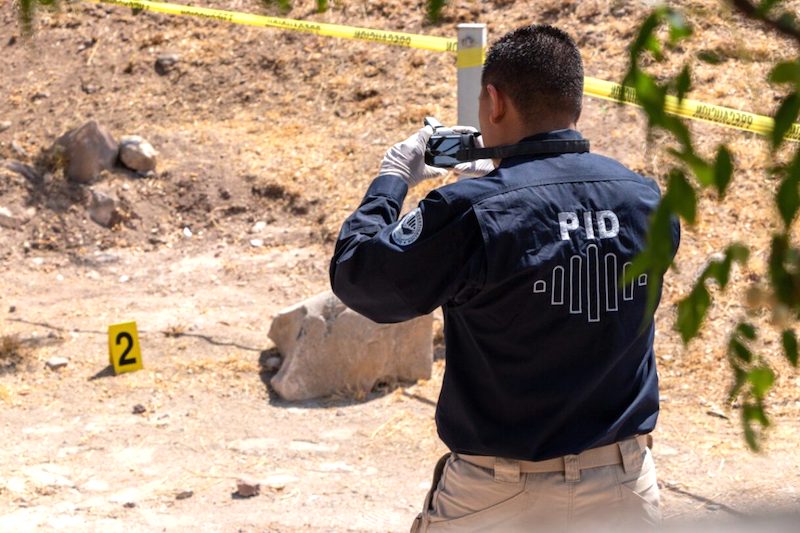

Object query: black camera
[424,117,481,168]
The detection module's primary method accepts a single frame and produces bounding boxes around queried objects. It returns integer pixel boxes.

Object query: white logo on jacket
[392,208,424,246]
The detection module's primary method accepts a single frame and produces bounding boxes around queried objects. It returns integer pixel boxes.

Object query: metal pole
[457,23,487,129]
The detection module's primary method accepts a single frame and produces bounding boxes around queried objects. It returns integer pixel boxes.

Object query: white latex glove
[451,128,496,180]
[379,126,447,187]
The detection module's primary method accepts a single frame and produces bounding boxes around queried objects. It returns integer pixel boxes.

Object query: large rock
[269,291,433,401]
[55,120,118,183]
[119,135,158,172]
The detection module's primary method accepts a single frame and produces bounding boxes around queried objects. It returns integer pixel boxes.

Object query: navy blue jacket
[330,129,680,461]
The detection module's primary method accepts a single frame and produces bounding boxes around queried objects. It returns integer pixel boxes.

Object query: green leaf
[729,338,753,363]
[713,146,734,198]
[727,243,751,264]
[672,149,714,187]
[744,400,770,427]
[697,50,724,65]
[666,170,697,224]
[769,234,795,305]
[736,322,757,340]
[742,401,769,452]
[664,117,693,149]
[776,173,800,227]
[770,61,800,85]
[676,283,710,343]
[664,9,692,45]
[783,329,799,367]
[704,244,749,289]
[675,66,691,102]
[743,423,759,451]
[729,365,748,402]
[772,93,800,149]
[748,367,775,399]
[635,72,667,122]
[630,13,662,60]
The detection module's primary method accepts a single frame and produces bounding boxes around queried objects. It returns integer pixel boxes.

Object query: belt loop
[564,454,580,482]
[618,437,644,474]
[493,457,521,483]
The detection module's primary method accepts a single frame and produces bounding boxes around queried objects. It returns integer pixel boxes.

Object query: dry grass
[0,334,28,375]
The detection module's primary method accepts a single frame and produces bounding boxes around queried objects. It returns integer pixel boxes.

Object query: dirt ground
[2,0,800,531]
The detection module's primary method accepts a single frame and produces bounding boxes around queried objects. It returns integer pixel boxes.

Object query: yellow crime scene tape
[88,0,459,53]
[89,0,799,142]
[584,77,800,143]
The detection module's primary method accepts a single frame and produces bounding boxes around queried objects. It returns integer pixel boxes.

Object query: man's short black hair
[482,24,584,123]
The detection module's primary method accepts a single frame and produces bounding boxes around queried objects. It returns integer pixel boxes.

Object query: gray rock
[55,120,118,183]
[11,140,27,158]
[119,135,157,172]
[87,189,118,228]
[0,120,11,132]
[0,206,20,229]
[268,291,433,401]
[46,357,69,370]
[155,53,180,75]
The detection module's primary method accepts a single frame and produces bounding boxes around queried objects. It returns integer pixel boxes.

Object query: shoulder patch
[391,208,424,246]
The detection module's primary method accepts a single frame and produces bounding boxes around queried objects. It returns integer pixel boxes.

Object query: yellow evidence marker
[108,322,143,374]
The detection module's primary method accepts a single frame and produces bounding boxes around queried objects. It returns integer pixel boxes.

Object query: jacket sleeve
[329,174,485,323]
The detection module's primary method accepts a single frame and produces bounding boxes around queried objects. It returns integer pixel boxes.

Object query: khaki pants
[411,438,660,532]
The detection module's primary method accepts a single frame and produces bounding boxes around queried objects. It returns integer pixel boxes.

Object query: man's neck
[514,121,577,143]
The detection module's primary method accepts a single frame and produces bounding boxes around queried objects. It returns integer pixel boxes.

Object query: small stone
[262,474,298,490]
[9,306,16,313]
[123,502,136,509]
[262,356,282,373]
[183,227,193,238]
[119,275,130,283]
[155,53,180,75]
[235,479,260,498]
[46,357,69,370]
[0,206,20,229]
[77,37,96,52]
[250,221,267,233]
[119,135,158,172]
[87,190,118,228]
[132,404,146,415]
[249,239,264,248]
[0,121,11,132]
[11,140,27,158]
[56,274,64,282]
[175,490,193,500]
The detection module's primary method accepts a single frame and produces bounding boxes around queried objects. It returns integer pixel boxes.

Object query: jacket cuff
[367,174,409,202]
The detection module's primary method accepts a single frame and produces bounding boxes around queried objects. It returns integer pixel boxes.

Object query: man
[330,24,679,531]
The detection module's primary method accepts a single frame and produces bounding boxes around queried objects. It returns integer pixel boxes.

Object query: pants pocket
[426,455,530,530]
[616,448,661,525]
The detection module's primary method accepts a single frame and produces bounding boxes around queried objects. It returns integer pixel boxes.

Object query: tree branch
[728,0,800,45]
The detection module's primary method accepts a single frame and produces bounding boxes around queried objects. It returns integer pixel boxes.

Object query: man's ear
[486,84,505,124]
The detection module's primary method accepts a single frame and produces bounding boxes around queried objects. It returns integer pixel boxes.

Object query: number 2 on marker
[108,322,143,374]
